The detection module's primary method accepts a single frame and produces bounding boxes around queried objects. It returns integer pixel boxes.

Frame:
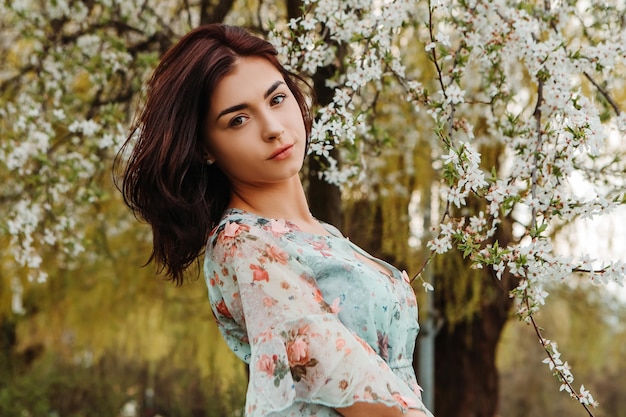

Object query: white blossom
[427,235,452,254]
[4,1,625,408]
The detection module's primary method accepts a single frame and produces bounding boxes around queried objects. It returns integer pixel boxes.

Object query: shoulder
[206,208,294,252]
[211,208,264,236]
[319,221,344,238]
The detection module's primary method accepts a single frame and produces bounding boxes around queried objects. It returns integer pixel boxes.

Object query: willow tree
[2,1,625,417]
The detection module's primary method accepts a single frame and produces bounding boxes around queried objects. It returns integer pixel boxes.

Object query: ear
[201,145,215,165]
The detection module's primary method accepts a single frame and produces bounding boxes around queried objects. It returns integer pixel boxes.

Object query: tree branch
[583,71,622,116]
[526,297,597,416]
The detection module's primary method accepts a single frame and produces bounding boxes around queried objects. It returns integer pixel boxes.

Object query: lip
[268,144,294,160]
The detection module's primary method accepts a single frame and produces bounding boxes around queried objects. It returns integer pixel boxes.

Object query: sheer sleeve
[205,219,432,416]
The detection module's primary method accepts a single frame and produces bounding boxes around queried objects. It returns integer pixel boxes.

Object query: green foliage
[0,351,246,417]
[433,249,485,328]
[2,0,625,415]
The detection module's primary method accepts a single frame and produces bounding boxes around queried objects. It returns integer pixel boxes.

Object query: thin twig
[583,71,622,116]
[525,296,596,417]
[529,78,544,231]
[410,201,451,283]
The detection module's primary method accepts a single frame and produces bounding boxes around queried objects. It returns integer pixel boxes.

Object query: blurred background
[1,1,625,416]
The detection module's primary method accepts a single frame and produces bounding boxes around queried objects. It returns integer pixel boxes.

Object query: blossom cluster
[2,0,625,410]
[1,0,164,282]
[269,0,625,408]
[427,0,624,291]
[541,337,598,407]
[419,0,625,407]
[269,0,423,186]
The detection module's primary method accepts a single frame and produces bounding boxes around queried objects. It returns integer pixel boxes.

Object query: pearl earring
[206,157,215,165]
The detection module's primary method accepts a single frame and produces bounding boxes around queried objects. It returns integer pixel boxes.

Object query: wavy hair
[115,24,312,284]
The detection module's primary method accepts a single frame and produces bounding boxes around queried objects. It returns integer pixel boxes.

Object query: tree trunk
[434,292,512,417]
[305,30,343,226]
[307,149,342,227]
[286,0,304,20]
[199,0,236,25]
[434,219,517,417]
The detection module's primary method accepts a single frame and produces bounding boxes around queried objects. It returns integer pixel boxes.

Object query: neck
[228,175,312,222]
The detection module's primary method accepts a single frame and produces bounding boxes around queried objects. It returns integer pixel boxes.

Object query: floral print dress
[204,208,433,417]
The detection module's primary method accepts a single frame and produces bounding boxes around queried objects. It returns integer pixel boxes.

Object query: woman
[117,24,433,417]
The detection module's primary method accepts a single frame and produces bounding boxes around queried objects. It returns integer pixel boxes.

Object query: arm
[338,402,430,417]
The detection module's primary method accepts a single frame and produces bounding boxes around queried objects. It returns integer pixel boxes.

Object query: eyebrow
[216,80,286,121]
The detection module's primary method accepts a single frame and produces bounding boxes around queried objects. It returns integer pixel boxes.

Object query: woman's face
[205,56,307,190]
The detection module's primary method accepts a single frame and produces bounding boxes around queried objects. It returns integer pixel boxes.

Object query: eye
[229,115,247,127]
[270,94,286,106]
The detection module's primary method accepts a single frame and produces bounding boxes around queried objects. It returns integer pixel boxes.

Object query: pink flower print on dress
[218,222,250,258]
[269,218,291,235]
[209,271,222,287]
[223,221,241,237]
[309,239,332,257]
[338,379,349,390]
[392,392,417,408]
[406,293,417,308]
[257,354,276,377]
[335,338,346,351]
[215,299,232,318]
[285,328,319,382]
[286,335,310,366]
[263,296,278,307]
[264,244,289,265]
[310,286,325,304]
[362,386,374,400]
[250,264,269,282]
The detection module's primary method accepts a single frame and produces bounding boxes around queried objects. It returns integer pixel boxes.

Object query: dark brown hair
[115,24,312,284]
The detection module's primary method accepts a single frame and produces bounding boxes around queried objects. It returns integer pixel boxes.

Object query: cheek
[290,107,307,135]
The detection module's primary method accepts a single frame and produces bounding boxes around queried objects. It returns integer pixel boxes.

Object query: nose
[259,109,283,142]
